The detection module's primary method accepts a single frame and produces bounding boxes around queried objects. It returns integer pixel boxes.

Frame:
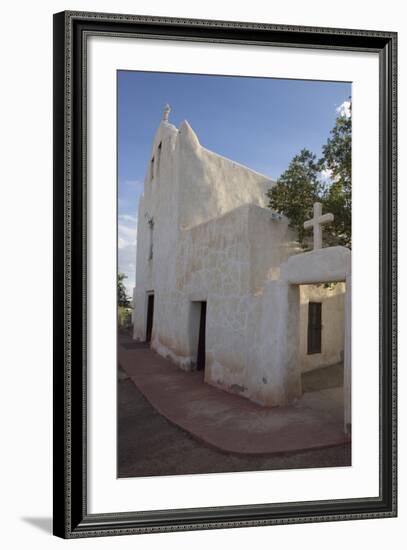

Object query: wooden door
[196,302,207,371]
[145,294,154,343]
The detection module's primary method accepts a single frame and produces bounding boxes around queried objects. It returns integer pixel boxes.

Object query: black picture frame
[53,10,397,538]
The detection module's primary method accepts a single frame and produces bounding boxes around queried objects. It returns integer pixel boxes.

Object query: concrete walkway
[118,333,350,455]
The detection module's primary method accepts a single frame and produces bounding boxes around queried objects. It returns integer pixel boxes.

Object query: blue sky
[118,70,351,297]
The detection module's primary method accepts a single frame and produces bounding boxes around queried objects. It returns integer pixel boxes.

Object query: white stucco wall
[173,203,298,405]
[176,121,272,229]
[133,120,180,343]
[133,117,279,353]
[134,122,273,340]
[132,115,348,408]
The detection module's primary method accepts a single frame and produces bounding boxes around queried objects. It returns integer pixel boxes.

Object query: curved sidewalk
[118,334,350,455]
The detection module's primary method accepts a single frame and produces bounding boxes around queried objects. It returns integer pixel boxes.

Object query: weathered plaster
[132,115,350,415]
[282,246,351,284]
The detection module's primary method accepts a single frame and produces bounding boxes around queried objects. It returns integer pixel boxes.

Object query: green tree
[320,101,352,248]
[266,148,322,246]
[266,101,351,249]
[118,273,130,308]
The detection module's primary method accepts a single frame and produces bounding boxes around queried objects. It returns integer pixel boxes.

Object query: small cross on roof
[162,104,171,122]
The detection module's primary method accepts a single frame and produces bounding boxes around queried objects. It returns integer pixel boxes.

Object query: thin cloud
[336,100,351,119]
[118,224,137,249]
[119,213,138,224]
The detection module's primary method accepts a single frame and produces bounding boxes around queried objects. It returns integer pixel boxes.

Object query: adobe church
[132,105,351,421]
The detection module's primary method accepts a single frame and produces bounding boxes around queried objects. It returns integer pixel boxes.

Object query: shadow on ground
[21,517,52,534]
[118,367,351,478]
[302,363,344,392]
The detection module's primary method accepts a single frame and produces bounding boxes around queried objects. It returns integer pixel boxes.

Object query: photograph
[116,71,352,478]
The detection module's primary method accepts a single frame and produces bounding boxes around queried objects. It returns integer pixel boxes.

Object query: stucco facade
[132,112,347,408]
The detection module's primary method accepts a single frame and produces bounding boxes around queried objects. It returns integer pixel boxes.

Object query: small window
[147,217,154,260]
[307,302,322,354]
[157,142,162,175]
[150,156,155,180]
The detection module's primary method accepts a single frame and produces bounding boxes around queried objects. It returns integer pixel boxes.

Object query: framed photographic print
[53,11,397,538]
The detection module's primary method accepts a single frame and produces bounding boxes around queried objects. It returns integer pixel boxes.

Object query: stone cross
[162,104,171,122]
[303,202,334,250]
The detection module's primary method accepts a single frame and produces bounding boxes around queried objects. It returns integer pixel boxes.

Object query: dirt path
[118,367,351,478]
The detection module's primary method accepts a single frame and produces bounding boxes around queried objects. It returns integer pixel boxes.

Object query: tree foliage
[267,149,322,246]
[267,101,352,249]
[321,104,351,248]
[118,272,131,308]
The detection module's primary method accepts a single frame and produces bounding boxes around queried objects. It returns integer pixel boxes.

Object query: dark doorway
[196,301,207,371]
[307,301,322,354]
[145,294,154,343]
